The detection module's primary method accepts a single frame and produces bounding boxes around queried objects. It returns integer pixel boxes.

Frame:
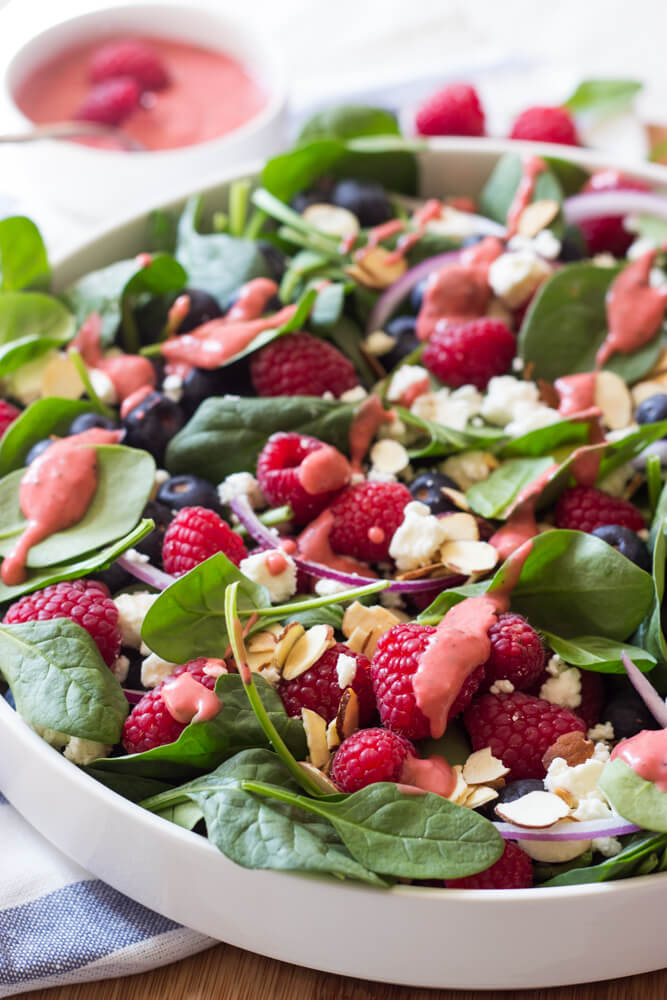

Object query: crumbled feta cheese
[367,468,398,483]
[507,229,561,260]
[504,402,561,438]
[111,654,130,684]
[540,665,582,709]
[488,250,551,308]
[217,471,266,510]
[411,384,483,432]
[544,752,614,821]
[162,373,184,403]
[122,547,150,565]
[588,721,615,742]
[336,653,358,689]
[441,450,497,491]
[113,592,158,649]
[141,652,179,688]
[239,550,297,603]
[490,679,515,695]
[546,653,568,676]
[314,578,350,597]
[339,385,368,402]
[592,836,622,858]
[388,501,449,572]
[650,267,667,289]
[512,356,525,373]
[89,368,117,405]
[376,415,407,442]
[380,590,406,611]
[627,236,657,259]
[386,365,429,404]
[481,376,541,427]
[64,737,111,766]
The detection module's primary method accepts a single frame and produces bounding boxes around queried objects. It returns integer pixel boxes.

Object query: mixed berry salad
[2,107,667,892]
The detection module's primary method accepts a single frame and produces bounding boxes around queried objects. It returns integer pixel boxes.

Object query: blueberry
[461,234,485,248]
[381,315,420,370]
[25,438,55,465]
[122,391,186,464]
[178,288,223,333]
[591,524,651,572]
[257,241,286,283]
[4,688,15,710]
[496,779,545,807]
[635,393,667,426]
[134,499,175,566]
[331,179,392,227]
[68,412,120,435]
[157,474,221,513]
[181,361,254,417]
[290,188,331,214]
[409,277,428,314]
[408,470,458,515]
[602,690,659,740]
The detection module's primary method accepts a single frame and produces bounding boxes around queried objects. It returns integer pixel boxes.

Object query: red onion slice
[117,555,175,591]
[230,495,452,594]
[564,190,667,227]
[622,651,667,728]
[123,689,145,705]
[494,817,641,841]
[366,250,461,334]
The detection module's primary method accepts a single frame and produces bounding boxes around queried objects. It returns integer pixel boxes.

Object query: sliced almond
[463,785,499,810]
[326,718,341,750]
[362,625,389,659]
[462,747,510,786]
[447,765,469,805]
[594,370,633,430]
[648,345,667,377]
[370,439,410,475]
[440,486,471,512]
[517,199,559,238]
[246,629,280,654]
[342,602,400,640]
[302,203,359,239]
[282,624,335,681]
[345,246,408,290]
[246,650,275,674]
[542,731,595,771]
[396,561,453,581]
[554,787,577,809]
[495,790,571,829]
[363,330,396,357]
[632,377,667,406]
[298,761,339,794]
[41,355,86,399]
[441,540,498,576]
[273,622,305,671]
[301,708,329,768]
[335,688,360,741]
[439,512,479,543]
[345,625,369,655]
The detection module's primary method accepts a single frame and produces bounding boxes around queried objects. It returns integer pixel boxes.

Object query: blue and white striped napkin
[0,791,212,997]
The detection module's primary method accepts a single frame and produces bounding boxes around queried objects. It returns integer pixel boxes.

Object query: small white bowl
[2,3,287,222]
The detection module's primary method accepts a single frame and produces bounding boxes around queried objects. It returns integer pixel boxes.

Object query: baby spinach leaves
[599,759,667,833]
[466,456,554,518]
[541,831,667,887]
[0,292,75,378]
[165,395,357,480]
[0,216,50,292]
[541,633,656,674]
[0,398,95,476]
[479,154,564,235]
[0,445,155,570]
[420,530,654,641]
[296,105,401,144]
[398,407,504,459]
[498,418,590,459]
[563,78,642,118]
[518,262,664,383]
[0,618,127,743]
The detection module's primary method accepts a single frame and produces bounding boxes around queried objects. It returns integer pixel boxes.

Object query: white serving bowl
[2,3,287,223]
[1,139,667,990]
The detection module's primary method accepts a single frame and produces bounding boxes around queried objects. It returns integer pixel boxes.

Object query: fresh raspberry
[554,487,645,534]
[90,39,170,92]
[530,665,604,729]
[278,642,376,724]
[371,623,486,740]
[579,170,650,257]
[463,691,586,780]
[509,106,579,146]
[445,841,533,890]
[422,319,515,391]
[250,332,359,399]
[4,579,120,667]
[330,727,416,793]
[483,613,546,691]
[415,83,485,137]
[122,658,217,754]
[162,506,247,576]
[74,76,141,127]
[256,432,345,525]
[328,481,411,563]
[0,399,20,437]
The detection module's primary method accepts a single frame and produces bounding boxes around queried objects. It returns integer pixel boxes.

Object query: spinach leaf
[422,719,472,766]
[0,217,50,292]
[0,518,153,602]
[0,446,155,569]
[466,456,554,518]
[479,154,564,234]
[595,421,667,481]
[175,195,270,307]
[85,768,173,803]
[142,748,386,886]
[542,157,590,198]
[297,105,401,144]
[563,78,642,117]
[241,779,503,879]
[147,209,177,254]
[0,618,127,742]
[541,831,667,887]
[635,484,667,693]
[599,758,667,833]
[498,418,590,459]
[0,292,75,377]
[92,676,305,783]
[0,397,95,475]
[518,262,663,383]
[166,395,357,480]
[218,287,317,368]
[321,314,377,385]
[120,253,187,350]
[140,552,270,662]
[630,215,667,242]
[541,632,656,673]
[398,407,504,460]
[419,529,654,641]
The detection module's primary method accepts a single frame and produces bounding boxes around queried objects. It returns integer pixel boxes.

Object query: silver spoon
[0,121,145,151]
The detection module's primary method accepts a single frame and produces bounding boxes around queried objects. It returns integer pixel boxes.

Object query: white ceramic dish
[2,3,287,223]
[1,139,667,990]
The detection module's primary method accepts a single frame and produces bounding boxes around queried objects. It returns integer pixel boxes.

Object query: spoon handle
[0,121,144,151]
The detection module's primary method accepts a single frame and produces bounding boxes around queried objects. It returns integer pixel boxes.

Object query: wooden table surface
[19,945,667,1000]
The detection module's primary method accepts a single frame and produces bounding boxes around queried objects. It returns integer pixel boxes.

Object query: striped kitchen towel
[0,791,213,998]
